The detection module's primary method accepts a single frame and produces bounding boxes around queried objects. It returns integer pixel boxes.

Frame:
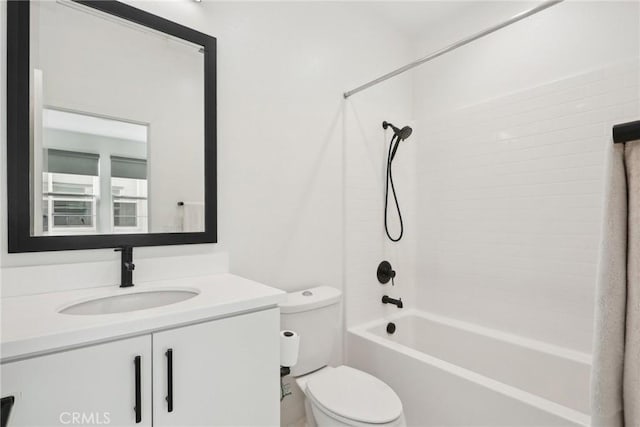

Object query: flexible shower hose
[384,134,403,242]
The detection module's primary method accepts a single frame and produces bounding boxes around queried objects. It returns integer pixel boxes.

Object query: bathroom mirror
[7,0,217,252]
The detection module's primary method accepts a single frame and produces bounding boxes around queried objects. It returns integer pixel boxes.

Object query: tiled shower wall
[417,61,640,353]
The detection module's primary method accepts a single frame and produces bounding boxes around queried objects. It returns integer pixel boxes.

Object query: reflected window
[42,150,99,235]
[53,200,94,227]
[111,156,148,233]
[38,109,148,235]
[113,202,137,227]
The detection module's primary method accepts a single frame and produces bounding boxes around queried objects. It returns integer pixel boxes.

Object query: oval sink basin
[59,290,199,315]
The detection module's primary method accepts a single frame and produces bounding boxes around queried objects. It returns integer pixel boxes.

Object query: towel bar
[613,120,640,144]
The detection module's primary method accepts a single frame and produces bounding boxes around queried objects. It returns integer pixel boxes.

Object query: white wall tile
[411,0,639,354]
[416,61,639,353]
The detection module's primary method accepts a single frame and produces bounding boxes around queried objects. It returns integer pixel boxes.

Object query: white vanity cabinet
[1,308,280,427]
[1,335,153,426]
[152,308,280,426]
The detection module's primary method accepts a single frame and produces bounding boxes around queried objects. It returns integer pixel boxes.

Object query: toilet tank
[280,286,342,377]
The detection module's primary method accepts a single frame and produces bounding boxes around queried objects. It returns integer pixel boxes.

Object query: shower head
[383,121,412,141]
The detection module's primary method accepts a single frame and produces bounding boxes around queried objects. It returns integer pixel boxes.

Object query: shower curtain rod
[343,0,564,99]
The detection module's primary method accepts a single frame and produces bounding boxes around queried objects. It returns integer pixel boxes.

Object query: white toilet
[280,286,406,427]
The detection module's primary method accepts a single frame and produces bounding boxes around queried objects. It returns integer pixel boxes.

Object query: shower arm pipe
[343,0,564,99]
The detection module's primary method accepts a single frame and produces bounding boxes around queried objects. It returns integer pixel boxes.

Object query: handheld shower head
[382,120,414,243]
[383,121,413,141]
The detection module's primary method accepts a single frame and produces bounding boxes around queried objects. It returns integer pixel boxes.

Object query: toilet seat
[305,366,403,424]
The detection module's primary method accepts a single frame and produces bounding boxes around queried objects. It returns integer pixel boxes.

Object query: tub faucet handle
[377,261,396,285]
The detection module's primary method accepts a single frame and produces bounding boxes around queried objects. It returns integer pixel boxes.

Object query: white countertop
[1,273,286,363]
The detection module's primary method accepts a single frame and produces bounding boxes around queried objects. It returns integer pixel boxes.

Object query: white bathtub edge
[352,309,592,365]
[349,315,591,426]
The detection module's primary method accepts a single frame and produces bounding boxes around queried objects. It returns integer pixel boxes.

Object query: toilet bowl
[280,287,405,427]
[296,366,405,427]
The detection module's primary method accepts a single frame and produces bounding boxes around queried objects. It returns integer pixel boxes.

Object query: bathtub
[347,310,591,426]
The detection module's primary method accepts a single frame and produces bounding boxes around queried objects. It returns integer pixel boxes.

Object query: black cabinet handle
[134,355,142,423]
[166,349,173,412]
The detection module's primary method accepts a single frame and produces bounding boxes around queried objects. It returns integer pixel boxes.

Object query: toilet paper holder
[280,330,300,377]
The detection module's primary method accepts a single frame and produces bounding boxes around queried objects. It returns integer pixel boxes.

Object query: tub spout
[382,295,403,308]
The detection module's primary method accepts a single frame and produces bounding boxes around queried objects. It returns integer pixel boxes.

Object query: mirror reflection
[29,0,206,237]
[39,109,148,235]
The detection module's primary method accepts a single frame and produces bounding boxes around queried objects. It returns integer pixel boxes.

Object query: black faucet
[382,295,403,308]
[115,246,135,288]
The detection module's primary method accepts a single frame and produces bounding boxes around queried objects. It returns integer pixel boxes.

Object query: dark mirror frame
[6,0,217,253]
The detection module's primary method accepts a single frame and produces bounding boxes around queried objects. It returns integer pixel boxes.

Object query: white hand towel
[622,141,640,425]
[591,140,640,426]
[182,202,205,233]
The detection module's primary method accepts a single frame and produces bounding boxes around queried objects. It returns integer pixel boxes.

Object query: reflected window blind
[111,156,147,180]
[46,149,99,176]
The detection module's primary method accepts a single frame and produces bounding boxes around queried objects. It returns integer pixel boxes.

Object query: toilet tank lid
[280,286,341,314]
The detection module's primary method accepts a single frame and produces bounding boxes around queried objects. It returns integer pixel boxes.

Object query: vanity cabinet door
[0,336,152,427]
[152,308,280,426]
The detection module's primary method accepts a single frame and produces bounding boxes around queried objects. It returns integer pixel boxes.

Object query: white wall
[413,1,640,353]
[94,1,414,299]
[0,2,412,291]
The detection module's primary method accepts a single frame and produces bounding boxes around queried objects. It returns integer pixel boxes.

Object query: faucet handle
[115,246,134,261]
[377,261,396,284]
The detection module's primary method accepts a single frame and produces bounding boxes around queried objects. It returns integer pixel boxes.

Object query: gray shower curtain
[591,140,640,426]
